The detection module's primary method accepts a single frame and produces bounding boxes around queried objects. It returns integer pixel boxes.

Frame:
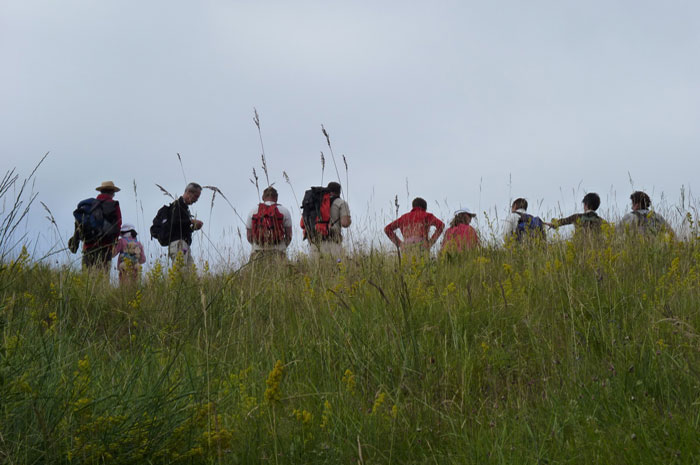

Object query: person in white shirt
[619,191,673,237]
[503,197,546,243]
[504,198,528,240]
[246,186,293,261]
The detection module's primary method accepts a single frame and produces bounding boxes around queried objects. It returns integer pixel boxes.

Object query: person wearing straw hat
[441,207,480,254]
[113,223,146,283]
[68,181,122,270]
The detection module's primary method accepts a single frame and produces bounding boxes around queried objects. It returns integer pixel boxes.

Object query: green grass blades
[1,234,699,464]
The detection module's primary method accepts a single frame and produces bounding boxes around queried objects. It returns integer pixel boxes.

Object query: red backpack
[251,203,285,245]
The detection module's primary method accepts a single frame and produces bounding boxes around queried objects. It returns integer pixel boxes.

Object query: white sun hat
[454,207,477,217]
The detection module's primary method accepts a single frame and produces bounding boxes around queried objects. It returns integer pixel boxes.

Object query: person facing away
[619,190,674,237]
[246,186,293,261]
[503,198,545,242]
[384,197,445,251]
[548,192,605,234]
[440,208,480,253]
[113,223,146,283]
[168,182,203,267]
[69,181,122,270]
[309,182,352,259]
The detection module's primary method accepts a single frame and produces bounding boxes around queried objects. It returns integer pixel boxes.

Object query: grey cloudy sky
[2,0,699,264]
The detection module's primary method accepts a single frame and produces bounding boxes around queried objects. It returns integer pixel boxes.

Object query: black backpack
[300,187,337,242]
[73,198,120,243]
[150,203,175,246]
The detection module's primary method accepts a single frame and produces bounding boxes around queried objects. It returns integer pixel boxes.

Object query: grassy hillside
[1,230,700,464]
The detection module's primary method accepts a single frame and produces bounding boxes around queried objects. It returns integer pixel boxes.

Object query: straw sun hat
[95,181,120,192]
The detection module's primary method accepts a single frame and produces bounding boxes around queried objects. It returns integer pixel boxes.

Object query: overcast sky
[2,0,699,265]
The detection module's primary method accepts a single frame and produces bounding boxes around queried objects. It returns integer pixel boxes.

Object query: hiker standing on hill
[113,223,146,283]
[504,198,545,242]
[384,197,445,252]
[619,191,673,237]
[548,193,605,235]
[246,186,293,261]
[167,183,203,267]
[301,181,351,259]
[440,208,479,254]
[69,181,122,270]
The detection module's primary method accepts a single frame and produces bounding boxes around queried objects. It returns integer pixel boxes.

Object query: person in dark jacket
[168,182,203,267]
[548,192,605,236]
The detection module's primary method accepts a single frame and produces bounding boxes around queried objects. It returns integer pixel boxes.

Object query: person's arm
[551,213,581,229]
[281,207,293,246]
[115,203,122,234]
[440,228,453,253]
[112,238,123,257]
[338,200,351,228]
[245,211,254,244]
[384,217,403,248]
[427,216,445,248]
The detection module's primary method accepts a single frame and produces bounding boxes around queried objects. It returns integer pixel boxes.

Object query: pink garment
[441,224,479,252]
[113,236,146,265]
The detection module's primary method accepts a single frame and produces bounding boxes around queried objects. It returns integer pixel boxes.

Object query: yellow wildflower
[342,369,356,394]
[264,360,285,404]
[372,392,386,415]
[320,400,331,430]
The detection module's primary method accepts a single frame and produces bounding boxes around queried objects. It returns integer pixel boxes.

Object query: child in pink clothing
[441,208,480,253]
[113,223,146,283]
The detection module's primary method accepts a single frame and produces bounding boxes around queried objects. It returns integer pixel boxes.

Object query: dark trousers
[82,245,113,270]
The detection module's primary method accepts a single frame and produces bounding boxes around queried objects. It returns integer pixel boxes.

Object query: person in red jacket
[441,208,480,254]
[68,181,122,270]
[384,197,444,252]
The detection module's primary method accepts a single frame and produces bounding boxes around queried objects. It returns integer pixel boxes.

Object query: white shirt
[619,209,672,233]
[246,201,293,251]
[504,208,527,239]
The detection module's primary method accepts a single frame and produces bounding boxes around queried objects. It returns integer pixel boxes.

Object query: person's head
[630,191,651,210]
[412,197,428,210]
[262,186,278,202]
[511,198,528,212]
[327,182,341,196]
[120,223,137,238]
[96,181,120,197]
[183,182,202,205]
[582,192,601,212]
[451,208,476,227]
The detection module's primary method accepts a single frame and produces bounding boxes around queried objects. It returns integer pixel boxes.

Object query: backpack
[578,212,603,231]
[251,203,286,245]
[73,198,120,243]
[119,237,142,264]
[632,210,664,234]
[515,212,546,241]
[300,187,338,242]
[150,203,175,246]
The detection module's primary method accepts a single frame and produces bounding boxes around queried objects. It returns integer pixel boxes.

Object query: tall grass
[1,226,699,464]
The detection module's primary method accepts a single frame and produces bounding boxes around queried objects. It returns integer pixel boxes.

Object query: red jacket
[441,224,479,252]
[384,207,444,249]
